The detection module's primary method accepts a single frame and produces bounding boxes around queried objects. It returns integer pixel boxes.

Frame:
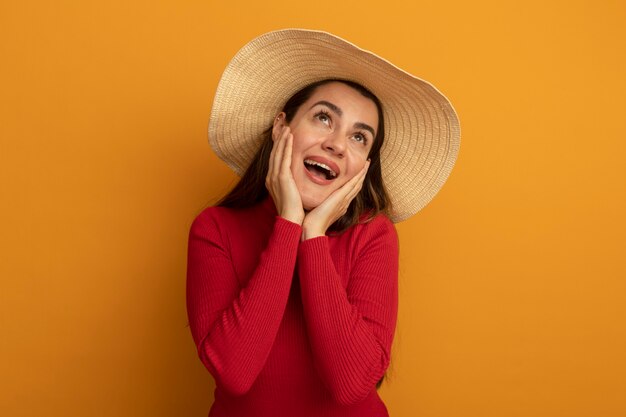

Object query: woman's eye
[353,133,367,145]
[316,112,330,125]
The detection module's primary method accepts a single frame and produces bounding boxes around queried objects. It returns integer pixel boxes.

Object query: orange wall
[2,1,625,416]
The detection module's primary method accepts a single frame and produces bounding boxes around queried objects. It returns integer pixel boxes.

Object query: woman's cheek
[351,156,368,174]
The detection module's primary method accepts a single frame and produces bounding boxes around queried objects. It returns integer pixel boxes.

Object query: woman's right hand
[266,115,305,225]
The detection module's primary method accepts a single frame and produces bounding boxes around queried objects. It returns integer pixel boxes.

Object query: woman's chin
[301,195,323,212]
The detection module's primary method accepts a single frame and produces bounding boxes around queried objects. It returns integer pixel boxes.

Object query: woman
[187,29,460,417]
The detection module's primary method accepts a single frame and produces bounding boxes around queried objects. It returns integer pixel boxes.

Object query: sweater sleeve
[186,209,301,396]
[296,216,399,405]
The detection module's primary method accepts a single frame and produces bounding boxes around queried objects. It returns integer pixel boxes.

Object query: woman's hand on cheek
[301,160,370,241]
[266,125,305,225]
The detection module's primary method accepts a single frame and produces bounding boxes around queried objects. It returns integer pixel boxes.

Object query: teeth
[304,159,337,178]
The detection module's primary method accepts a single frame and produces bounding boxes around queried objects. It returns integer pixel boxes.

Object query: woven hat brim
[209,29,460,222]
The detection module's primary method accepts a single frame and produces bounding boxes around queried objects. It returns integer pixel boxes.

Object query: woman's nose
[322,132,346,157]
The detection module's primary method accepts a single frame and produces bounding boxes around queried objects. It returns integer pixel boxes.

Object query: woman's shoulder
[333,213,398,258]
[359,212,396,231]
[190,199,274,232]
[342,212,397,243]
[192,204,231,223]
[189,204,241,236]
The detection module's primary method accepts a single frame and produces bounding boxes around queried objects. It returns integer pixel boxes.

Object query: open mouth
[304,159,338,181]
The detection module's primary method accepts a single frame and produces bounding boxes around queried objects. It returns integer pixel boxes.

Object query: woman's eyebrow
[355,122,376,138]
[309,100,342,116]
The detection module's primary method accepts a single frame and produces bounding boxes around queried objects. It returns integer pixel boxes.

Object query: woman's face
[275,82,379,210]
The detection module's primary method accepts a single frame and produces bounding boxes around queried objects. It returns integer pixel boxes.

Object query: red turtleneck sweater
[186,197,399,417]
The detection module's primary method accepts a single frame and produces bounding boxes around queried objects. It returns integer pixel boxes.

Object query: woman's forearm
[186,212,301,395]
[297,217,399,405]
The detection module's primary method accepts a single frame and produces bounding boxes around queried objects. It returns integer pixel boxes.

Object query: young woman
[186,29,460,417]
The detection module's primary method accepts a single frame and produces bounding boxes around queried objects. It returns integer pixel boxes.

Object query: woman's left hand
[301,160,370,240]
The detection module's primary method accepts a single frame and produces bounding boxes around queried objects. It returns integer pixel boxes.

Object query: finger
[334,160,370,204]
[350,160,370,190]
[354,160,370,188]
[349,162,370,198]
[344,178,364,204]
[339,161,369,196]
[322,181,359,214]
[280,130,293,175]
[272,127,287,180]
[267,137,278,185]
[267,127,288,186]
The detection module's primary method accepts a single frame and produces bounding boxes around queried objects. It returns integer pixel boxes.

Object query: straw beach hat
[208,29,460,222]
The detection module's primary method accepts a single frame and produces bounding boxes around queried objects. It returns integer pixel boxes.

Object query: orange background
[2,1,625,416]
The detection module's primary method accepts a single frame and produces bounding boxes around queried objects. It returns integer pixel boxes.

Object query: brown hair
[218,79,391,232]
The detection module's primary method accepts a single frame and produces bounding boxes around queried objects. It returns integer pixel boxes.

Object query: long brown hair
[218,79,391,232]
